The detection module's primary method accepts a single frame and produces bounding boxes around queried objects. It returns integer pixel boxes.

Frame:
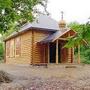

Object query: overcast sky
[47,0,90,23]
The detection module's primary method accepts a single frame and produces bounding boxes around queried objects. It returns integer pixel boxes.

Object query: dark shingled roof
[4,14,60,41]
[23,14,60,30]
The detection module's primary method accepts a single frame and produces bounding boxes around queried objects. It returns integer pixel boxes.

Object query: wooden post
[32,30,34,64]
[72,48,74,63]
[78,45,80,64]
[47,43,50,64]
[43,44,45,63]
[56,40,58,64]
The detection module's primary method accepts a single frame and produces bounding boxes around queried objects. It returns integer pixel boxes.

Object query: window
[15,37,21,56]
[6,37,21,58]
[6,41,10,57]
[10,39,15,57]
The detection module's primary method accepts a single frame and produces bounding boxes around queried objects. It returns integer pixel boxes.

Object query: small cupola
[59,11,66,29]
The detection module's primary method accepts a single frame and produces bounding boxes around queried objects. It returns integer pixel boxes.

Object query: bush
[80,54,90,64]
[82,59,90,64]
[0,43,4,61]
[78,45,90,64]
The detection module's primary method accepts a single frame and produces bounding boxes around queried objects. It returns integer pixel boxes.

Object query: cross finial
[61,11,64,20]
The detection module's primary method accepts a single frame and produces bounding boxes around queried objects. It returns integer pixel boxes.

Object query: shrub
[0,43,4,61]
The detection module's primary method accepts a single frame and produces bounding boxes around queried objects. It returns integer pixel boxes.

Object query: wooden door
[60,41,68,63]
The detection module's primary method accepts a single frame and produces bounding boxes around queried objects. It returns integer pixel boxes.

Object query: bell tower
[59,11,66,29]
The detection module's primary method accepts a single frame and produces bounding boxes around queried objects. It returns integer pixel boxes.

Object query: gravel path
[0,64,90,90]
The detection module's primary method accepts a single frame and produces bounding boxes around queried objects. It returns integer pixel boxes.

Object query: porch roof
[39,28,75,43]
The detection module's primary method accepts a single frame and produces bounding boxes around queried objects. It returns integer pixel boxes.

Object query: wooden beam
[78,45,80,64]
[47,43,50,64]
[58,38,68,41]
[72,47,74,63]
[59,36,76,41]
[43,44,45,63]
[56,40,58,64]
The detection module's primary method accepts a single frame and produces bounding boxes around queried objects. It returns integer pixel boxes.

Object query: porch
[38,30,81,65]
[43,39,81,64]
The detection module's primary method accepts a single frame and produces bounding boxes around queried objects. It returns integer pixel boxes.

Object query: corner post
[56,40,58,64]
[47,43,50,64]
[43,44,45,64]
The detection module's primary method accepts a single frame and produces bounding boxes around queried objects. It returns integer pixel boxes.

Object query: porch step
[65,65,77,68]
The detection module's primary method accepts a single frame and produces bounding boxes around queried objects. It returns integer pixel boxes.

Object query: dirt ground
[0,64,90,90]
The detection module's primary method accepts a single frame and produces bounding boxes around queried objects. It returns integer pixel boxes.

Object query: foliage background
[68,22,90,64]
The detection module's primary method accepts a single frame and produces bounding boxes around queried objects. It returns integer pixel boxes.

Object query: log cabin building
[4,14,79,65]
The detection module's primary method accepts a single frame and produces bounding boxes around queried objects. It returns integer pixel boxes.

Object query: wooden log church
[4,14,80,65]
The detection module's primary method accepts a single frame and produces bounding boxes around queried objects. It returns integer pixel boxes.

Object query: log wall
[6,31,32,64]
[5,29,51,64]
[32,30,51,64]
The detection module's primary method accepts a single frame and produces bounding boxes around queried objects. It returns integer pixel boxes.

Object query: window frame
[6,41,10,57]
[10,39,15,58]
[15,36,21,57]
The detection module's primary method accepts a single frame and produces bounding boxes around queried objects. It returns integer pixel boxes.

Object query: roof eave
[4,27,33,41]
[4,27,58,42]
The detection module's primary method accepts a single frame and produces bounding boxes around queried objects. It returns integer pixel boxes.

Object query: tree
[65,22,90,48]
[68,22,80,32]
[0,0,48,34]
[66,22,90,64]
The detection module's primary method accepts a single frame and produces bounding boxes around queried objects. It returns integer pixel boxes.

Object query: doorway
[58,43,61,63]
[49,43,61,63]
[49,43,56,63]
